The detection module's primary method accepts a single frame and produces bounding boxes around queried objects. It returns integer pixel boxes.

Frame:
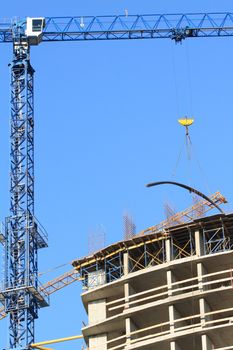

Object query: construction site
[74,210,233,349]
[0,6,233,350]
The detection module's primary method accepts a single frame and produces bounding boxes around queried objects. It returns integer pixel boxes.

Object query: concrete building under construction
[73,212,233,350]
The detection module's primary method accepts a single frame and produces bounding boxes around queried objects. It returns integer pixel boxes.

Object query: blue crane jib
[0,11,233,350]
[1,13,233,43]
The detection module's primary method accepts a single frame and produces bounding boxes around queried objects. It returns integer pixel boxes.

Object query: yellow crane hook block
[178,118,194,127]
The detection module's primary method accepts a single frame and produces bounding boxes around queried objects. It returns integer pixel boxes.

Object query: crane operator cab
[25,17,45,45]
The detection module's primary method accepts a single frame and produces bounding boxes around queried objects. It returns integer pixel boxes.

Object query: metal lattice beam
[6,41,36,348]
[140,192,227,236]
[0,269,81,321]
[1,28,48,348]
[1,13,233,43]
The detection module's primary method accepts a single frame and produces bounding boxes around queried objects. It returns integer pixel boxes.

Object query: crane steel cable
[171,132,186,178]
[146,180,224,214]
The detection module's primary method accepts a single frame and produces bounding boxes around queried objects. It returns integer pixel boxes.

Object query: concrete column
[169,305,175,334]
[167,270,173,297]
[197,261,214,349]
[89,334,107,350]
[125,317,131,345]
[124,251,130,309]
[125,317,138,345]
[124,282,136,306]
[167,265,184,350]
[124,282,137,344]
[124,251,136,309]
[166,238,171,262]
[124,253,137,346]
[88,299,108,349]
[123,251,129,275]
[167,268,178,298]
[169,305,185,332]
[197,262,205,292]
[195,229,204,257]
[201,334,213,350]
[169,305,184,350]
[170,341,181,350]
[88,299,106,324]
[124,283,130,307]
[199,297,212,325]
[124,283,134,309]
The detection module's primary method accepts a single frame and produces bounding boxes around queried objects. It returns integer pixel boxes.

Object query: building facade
[73,213,233,350]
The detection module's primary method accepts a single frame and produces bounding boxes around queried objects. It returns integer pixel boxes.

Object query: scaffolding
[73,213,233,290]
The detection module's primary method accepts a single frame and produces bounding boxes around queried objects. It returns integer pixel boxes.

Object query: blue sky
[1,0,233,349]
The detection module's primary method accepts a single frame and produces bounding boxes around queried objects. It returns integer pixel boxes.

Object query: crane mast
[2,20,48,350]
[9,41,36,348]
[0,11,232,350]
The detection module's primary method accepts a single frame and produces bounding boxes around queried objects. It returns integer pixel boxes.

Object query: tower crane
[0,12,232,350]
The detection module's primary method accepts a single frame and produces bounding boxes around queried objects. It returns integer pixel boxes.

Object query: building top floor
[72,213,233,293]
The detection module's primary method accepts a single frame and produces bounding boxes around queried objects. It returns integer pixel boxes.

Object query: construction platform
[73,213,233,350]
